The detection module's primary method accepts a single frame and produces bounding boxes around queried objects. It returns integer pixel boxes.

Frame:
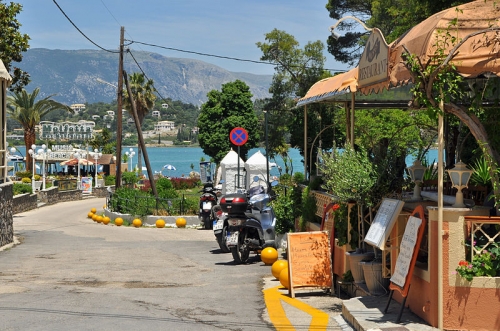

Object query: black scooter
[198,182,218,230]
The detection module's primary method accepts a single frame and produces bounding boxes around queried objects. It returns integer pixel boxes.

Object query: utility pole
[123,70,158,200]
[115,27,124,188]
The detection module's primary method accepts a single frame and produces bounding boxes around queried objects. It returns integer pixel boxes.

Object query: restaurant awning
[296,67,358,107]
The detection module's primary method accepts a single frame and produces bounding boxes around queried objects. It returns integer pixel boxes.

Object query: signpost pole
[237,145,241,189]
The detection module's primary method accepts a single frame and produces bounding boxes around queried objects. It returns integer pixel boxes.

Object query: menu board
[390,216,423,287]
[81,177,92,194]
[287,231,332,298]
[364,199,405,249]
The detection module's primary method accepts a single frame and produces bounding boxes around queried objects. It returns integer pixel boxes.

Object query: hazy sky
[17,0,351,75]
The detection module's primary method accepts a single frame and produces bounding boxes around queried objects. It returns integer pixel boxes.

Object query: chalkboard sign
[391,215,422,287]
[287,231,333,298]
[364,198,405,249]
[384,205,427,322]
[390,205,426,292]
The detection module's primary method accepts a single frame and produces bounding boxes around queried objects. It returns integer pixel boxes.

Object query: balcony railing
[464,216,500,263]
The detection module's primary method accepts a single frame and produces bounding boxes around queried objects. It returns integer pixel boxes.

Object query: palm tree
[123,72,156,173]
[7,88,73,170]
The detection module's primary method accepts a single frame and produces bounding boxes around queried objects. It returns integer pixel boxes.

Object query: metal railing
[107,192,199,216]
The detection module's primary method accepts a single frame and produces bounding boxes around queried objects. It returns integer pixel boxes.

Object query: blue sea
[126,146,305,178]
[10,145,439,177]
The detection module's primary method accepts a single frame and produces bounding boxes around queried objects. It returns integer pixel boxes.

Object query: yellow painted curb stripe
[263,285,330,331]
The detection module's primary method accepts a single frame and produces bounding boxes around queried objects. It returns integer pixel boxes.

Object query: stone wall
[0,182,14,247]
[12,193,38,214]
[39,187,82,205]
[93,186,109,198]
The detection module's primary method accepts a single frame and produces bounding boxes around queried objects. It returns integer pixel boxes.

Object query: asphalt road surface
[0,198,275,330]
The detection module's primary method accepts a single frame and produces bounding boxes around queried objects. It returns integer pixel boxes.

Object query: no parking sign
[230,127,248,146]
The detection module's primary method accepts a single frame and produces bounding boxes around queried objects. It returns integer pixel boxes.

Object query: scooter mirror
[253,176,260,182]
[219,179,225,184]
[271,180,279,187]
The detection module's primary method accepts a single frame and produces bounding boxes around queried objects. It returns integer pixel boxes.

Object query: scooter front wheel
[231,233,250,264]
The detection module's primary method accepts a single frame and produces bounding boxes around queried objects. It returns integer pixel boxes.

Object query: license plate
[202,202,212,210]
[226,231,239,246]
[213,220,223,231]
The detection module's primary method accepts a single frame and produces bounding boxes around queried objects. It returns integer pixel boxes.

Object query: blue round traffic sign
[230,127,248,146]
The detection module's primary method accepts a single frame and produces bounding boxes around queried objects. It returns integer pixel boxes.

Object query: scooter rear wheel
[231,233,250,264]
[202,215,212,230]
[217,226,230,253]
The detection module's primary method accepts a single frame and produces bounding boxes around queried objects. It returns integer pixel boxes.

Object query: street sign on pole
[229,127,248,188]
[230,127,248,146]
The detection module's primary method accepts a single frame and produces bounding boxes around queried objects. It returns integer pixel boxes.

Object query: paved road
[0,198,275,330]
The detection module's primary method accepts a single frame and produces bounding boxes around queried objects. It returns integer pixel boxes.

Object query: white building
[70,104,86,112]
[152,110,161,118]
[154,120,175,132]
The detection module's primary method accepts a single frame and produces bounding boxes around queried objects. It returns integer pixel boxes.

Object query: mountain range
[20,48,273,106]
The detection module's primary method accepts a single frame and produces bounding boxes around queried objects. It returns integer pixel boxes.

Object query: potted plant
[320,144,377,284]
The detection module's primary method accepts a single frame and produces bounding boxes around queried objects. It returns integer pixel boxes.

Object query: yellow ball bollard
[132,218,142,227]
[92,214,98,222]
[261,247,279,265]
[102,216,110,225]
[176,217,187,228]
[271,260,288,279]
[279,268,290,289]
[114,217,124,226]
[90,208,97,213]
[88,212,94,219]
[156,219,166,228]
[96,216,103,223]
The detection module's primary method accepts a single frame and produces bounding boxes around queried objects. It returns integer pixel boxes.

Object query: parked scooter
[198,182,218,230]
[220,177,278,264]
[212,204,230,252]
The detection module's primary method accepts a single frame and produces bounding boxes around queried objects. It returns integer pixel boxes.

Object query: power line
[52,0,119,54]
[125,39,347,73]
[126,49,170,104]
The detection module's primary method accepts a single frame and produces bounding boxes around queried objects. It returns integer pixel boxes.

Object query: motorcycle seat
[245,212,261,222]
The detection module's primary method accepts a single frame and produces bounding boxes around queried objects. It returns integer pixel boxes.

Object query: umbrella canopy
[361,0,500,94]
[163,164,176,171]
[60,158,94,166]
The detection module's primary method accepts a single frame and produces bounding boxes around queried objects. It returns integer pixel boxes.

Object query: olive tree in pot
[319,144,377,284]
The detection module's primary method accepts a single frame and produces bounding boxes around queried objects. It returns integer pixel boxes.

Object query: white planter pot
[360,261,390,295]
[345,251,374,284]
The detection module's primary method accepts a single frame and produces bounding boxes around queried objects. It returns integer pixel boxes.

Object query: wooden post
[115,27,124,188]
[123,70,158,199]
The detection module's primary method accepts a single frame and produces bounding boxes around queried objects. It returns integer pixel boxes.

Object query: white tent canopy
[244,150,269,191]
[219,149,244,195]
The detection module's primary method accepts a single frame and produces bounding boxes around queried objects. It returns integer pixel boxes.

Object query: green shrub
[105,175,115,186]
[156,177,178,199]
[300,186,319,231]
[34,174,41,181]
[292,172,305,184]
[13,183,32,195]
[122,171,138,186]
[272,188,295,234]
[21,177,31,184]
[182,194,199,215]
[16,171,32,179]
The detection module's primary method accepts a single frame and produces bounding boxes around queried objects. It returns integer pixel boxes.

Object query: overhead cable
[126,49,170,104]
[52,0,119,54]
[125,39,347,73]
